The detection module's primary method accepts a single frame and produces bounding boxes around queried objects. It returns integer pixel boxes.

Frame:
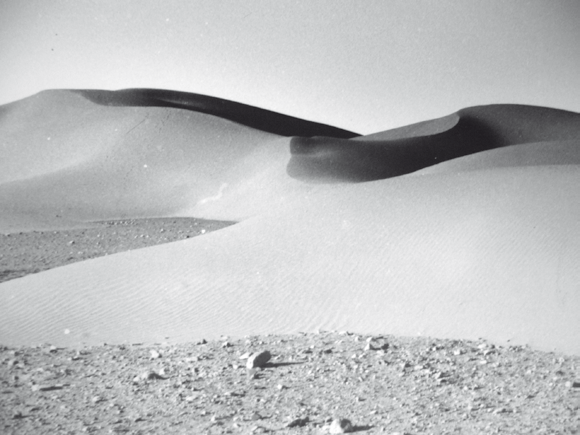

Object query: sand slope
[1,168,579,353]
[1,93,579,354]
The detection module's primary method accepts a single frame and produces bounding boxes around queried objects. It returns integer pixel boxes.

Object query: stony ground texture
[1,332,579,434]
[0,218,235,284]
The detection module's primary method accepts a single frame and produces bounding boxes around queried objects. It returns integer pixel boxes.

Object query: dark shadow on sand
[73,88,360,138]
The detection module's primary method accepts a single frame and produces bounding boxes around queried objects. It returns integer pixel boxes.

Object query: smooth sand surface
[1,90,579,354]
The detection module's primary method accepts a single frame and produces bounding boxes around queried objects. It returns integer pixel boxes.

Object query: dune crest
[72,88,359,138]
[288,104,580,182]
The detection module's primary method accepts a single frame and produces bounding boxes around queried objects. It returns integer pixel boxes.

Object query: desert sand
[0,89,579,357]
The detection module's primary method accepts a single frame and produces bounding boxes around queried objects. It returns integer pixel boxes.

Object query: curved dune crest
[288,104,580,182]
[72,88,359,138]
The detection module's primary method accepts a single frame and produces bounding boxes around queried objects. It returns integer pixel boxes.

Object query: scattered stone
[246,350,271,369]
[286,416,309,427]
[31,384,66,392]
[91,395,104,404]
[149,350,161,359]
[328,418,353,433]
[133,370,165,382]
[364,343,376,351]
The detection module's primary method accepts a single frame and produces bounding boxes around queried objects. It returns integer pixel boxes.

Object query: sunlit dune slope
[0,166,578,353]
[288,105,580,182]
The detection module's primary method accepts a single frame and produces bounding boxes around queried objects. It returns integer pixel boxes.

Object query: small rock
[91,395,104,404]
[133,370,164,382]
[329,418,353,434]
[246,350,271,369]
[149,350,161,359]
[286,416,309,428]
[32,384,65,392]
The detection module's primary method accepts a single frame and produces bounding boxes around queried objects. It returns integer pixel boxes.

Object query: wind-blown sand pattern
[0,89,579,355]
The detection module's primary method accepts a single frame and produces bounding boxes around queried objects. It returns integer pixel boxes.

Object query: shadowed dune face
[1,90,580,355]
[73,89,359,138]
[413,139,580,174]
[288,105,580,182]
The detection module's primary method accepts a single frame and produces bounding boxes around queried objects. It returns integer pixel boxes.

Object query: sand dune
[288,105,580,182]
[0,91,579,355]
[0,90,351,232]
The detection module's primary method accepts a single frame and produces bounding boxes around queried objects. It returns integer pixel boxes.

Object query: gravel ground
[1,332,579,434]
[0,218,236,284]
[1,218,579,434]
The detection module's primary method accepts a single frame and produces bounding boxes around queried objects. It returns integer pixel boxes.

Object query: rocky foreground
[1,331,579,434]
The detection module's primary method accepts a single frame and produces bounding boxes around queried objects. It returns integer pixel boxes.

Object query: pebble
[286,416,309,427]
[328,418,353,433]
[133,370,164,382]
[246,350,271,369]
[31,384,65,392]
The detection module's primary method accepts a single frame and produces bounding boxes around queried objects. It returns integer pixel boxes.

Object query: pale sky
[1,0,579,134]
